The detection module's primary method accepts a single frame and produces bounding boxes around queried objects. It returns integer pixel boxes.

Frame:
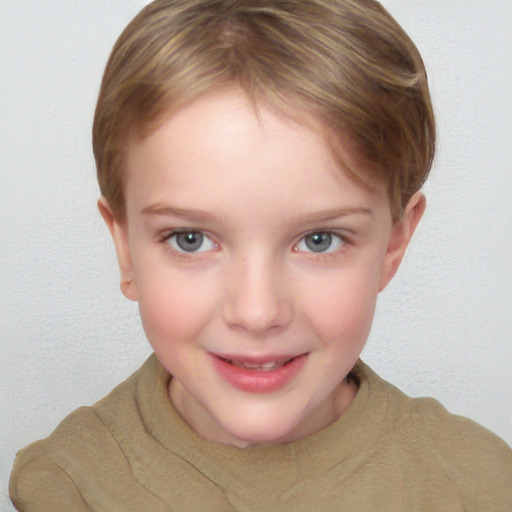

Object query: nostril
[223,298,293,333]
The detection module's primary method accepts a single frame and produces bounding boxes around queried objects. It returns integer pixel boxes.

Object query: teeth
[242,361,277,369]
[226,358,293,371]
[259,362,279,369]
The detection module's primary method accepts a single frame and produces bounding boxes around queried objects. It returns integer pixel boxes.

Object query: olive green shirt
[10,354,512,511]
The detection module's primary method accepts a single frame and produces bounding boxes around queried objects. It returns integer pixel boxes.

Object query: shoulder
[357,360,512,463]
[9,406,108,511]
[402,394,512,463]
[404,397,512,508]
[10,459,90,511]
[358,361,512,508]
[9,357,157,511]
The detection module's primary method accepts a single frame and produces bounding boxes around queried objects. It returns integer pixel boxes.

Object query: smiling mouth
[219,357,297,372]
[213,353,308,392]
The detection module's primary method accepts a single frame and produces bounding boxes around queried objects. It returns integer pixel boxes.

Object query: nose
[222,256,293,334]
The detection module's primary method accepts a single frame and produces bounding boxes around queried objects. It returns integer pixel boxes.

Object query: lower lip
[211,354,308,393]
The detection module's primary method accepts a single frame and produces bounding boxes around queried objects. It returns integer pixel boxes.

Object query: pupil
[176,232,203,252]
[305,232,331,252]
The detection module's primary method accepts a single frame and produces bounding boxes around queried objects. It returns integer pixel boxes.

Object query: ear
[378,191,426,292]
[97,197,138,301]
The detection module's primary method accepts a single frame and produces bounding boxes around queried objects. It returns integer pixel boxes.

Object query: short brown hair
[93,0,435,221]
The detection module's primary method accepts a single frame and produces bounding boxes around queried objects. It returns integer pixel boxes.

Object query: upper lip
[212,353,307,364]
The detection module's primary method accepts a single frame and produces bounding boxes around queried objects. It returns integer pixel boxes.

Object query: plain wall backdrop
[1,0,511,508]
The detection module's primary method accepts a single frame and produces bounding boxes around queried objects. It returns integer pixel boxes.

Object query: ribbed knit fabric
[10,354,512,511]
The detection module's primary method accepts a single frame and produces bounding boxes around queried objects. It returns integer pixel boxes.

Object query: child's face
[101,88,423,447]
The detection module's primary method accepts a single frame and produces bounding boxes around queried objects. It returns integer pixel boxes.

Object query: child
[9,0,512,510]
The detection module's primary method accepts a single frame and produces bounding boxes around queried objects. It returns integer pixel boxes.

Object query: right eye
[166,231,217,253]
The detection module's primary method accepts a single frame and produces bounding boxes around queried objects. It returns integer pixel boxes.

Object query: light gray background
[1,1,511,508]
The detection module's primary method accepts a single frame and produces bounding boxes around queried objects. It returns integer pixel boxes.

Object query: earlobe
[378,192,426,292]
[97,197,138,301]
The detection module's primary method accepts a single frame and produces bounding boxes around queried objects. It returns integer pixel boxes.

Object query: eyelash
[294,231,348,255]
[159,230,218,260]
[158,229,351,259]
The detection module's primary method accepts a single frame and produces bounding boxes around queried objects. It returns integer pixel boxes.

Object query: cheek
[135,265,218,348]
[299,265,380,346]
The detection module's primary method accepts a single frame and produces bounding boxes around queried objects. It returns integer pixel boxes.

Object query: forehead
[124,88,389,220]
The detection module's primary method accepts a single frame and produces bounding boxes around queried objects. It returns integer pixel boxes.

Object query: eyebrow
[299,207,373,223]
[141,204,219,222]
[141,204,372,223]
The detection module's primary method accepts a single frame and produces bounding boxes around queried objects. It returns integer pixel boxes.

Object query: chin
[219,410,305,447]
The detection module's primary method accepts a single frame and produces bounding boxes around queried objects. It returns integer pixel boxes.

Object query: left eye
[167,231,216,253]
[296,232,344,253]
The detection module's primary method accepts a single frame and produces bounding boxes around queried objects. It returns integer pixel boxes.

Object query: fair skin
[99,88,425,448]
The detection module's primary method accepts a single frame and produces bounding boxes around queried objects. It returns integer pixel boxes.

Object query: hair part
[93,0,435,221]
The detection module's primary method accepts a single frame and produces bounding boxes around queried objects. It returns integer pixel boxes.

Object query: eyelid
[294,230,348,254]
[160,227,212,240]
[160,229,219,255]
